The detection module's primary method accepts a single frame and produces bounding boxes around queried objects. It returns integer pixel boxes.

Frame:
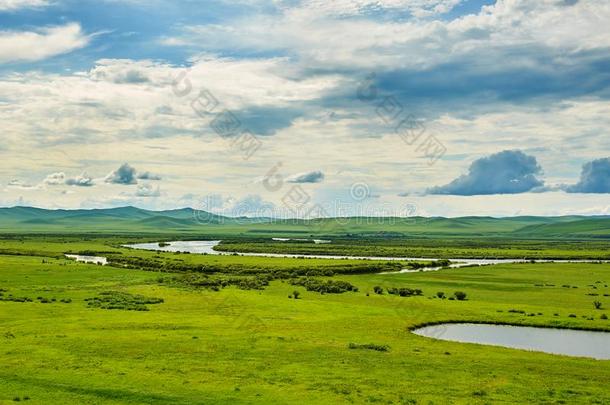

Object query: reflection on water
[65,254,107,265]
[123,241,221,255]
[413,323,610,360]
[122,240,609,274]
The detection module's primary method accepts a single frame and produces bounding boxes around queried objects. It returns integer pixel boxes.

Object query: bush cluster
[85,291,164,311]
[171,273,271,291]
[387,287,423,297]
[0,289,73,304]
[290,278,358,294]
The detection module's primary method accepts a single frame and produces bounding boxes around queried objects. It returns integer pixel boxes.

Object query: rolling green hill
[1,206,610,239]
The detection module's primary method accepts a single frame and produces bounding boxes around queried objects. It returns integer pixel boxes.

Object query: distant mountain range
[1,206,610,238]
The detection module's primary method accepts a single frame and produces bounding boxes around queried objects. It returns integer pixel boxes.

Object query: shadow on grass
[0,374,222,405]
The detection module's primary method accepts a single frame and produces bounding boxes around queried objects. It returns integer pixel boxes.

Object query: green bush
[290,278,358,294]
[387,287,423,297]
[454,291,467,301]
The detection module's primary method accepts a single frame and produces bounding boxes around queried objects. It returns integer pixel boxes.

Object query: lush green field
[1,237,609,404]
[216,238,610,259]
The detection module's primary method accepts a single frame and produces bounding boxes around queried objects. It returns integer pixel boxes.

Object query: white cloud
[135,183,161,197]
[164,0,610,70]
[43,172,66,186]
[0,0,49,11]
[286,0,463,18]
[0,23,89,64]
[65,173,94,187]
[0,1,609,215]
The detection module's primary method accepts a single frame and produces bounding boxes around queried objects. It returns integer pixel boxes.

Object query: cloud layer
[1,0,610,215]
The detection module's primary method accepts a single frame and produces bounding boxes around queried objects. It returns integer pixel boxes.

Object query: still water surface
[413,323,610,360]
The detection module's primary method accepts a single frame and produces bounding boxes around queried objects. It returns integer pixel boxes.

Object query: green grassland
[215,238,610,259]
[1,237,609,404]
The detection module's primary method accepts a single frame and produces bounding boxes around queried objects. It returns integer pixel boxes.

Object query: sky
[1,0,610,218]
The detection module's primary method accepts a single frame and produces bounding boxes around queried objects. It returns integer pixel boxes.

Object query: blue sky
[1,0,610,217]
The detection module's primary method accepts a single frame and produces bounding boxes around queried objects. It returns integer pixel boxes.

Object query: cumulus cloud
[427,150,544,195]
[43,172,94,187]
[65,173,94,187]
[135,183,160,197]
[89,59,156,84]
[137,171,162,180]
[0,23,89,64]
[565,158,610,193]
[287,170,325,183]
[43,172,66,186]
[105,163,138,185]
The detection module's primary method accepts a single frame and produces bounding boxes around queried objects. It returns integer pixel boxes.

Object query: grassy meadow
[0,236,609,404]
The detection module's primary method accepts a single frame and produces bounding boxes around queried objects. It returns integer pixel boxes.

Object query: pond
[123,240,222,255]
[413,323,610,360]
[65,254,108,265]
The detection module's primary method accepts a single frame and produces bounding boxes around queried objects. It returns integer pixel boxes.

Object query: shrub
[373,286,384,295]
[454,291,467,301]
[293,291,301,299]
[601,314,608,320]
[290,278,357,294]
[348,343,389,352]
[436,291,446,299]
[594,301,603,310]
[387,287,423,297]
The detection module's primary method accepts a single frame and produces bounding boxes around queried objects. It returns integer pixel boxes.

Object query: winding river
[63,241,610,360]
[117,240,605,273]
